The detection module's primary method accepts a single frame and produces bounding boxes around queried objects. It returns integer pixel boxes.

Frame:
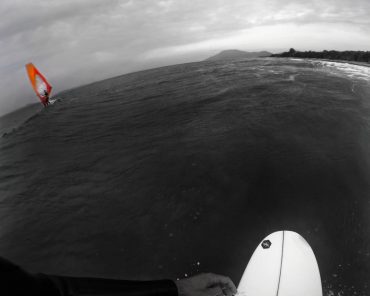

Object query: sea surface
[1,58,370,295]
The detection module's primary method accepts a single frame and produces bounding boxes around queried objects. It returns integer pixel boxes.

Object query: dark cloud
[0,0,369,115]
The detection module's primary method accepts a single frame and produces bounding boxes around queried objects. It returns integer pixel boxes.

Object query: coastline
[274,56,370,68]
[316,58,370,68]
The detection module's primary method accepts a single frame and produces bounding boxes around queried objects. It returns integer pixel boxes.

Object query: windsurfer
[43,90,49,107]
[25,63,53,107]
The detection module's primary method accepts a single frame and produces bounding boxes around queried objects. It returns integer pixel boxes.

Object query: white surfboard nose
[237,231,322,296]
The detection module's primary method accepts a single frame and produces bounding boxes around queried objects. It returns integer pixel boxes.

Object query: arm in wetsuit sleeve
[48,275,178,296]
[0,257,178,296]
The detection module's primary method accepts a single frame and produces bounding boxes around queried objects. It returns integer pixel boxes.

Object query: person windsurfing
[25,63,53,107]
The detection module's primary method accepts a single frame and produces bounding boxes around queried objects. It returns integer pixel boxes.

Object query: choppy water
[1,58,370,295]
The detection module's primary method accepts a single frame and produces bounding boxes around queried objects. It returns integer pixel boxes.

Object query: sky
[1,0,370,116]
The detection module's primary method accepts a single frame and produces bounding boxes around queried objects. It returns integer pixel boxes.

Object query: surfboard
[237,231,322,296]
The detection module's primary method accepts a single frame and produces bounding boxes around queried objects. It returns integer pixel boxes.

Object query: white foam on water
[288,74,298,81]
[268,69,283,75]
[312,60,370,82]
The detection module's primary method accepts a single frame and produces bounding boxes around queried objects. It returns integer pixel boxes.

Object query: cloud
[0,0,369,115]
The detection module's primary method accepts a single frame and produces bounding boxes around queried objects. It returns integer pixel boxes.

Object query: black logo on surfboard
[261,240,272,249]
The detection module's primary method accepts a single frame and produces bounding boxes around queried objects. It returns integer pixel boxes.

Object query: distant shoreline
[276,57,370,68]
[316,59,370,68]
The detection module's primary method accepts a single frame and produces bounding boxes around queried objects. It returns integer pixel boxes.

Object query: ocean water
[1,58,370,295]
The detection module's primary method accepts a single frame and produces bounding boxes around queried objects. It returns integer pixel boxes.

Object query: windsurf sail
[25,63,52,105]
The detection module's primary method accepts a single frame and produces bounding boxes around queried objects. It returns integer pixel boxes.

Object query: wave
[0,97,61,138]
[312,60,370,82]
[1,112,41,139]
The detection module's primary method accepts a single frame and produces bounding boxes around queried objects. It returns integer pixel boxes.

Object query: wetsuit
[0,257,178,296]
[43,90,49,107]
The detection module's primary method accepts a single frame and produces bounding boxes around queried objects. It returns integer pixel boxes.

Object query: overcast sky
[1,0,369,115]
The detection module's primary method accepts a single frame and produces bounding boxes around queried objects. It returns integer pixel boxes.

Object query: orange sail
[25,63,52,105]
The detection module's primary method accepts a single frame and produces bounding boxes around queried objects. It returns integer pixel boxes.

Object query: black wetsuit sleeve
[0,257,59,296]
[0,257,178,296]
[48,275,178,296]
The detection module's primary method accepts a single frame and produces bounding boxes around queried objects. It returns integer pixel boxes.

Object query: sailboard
[25,63,52,106]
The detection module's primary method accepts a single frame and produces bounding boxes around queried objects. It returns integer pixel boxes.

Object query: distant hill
[206,49,272,61]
